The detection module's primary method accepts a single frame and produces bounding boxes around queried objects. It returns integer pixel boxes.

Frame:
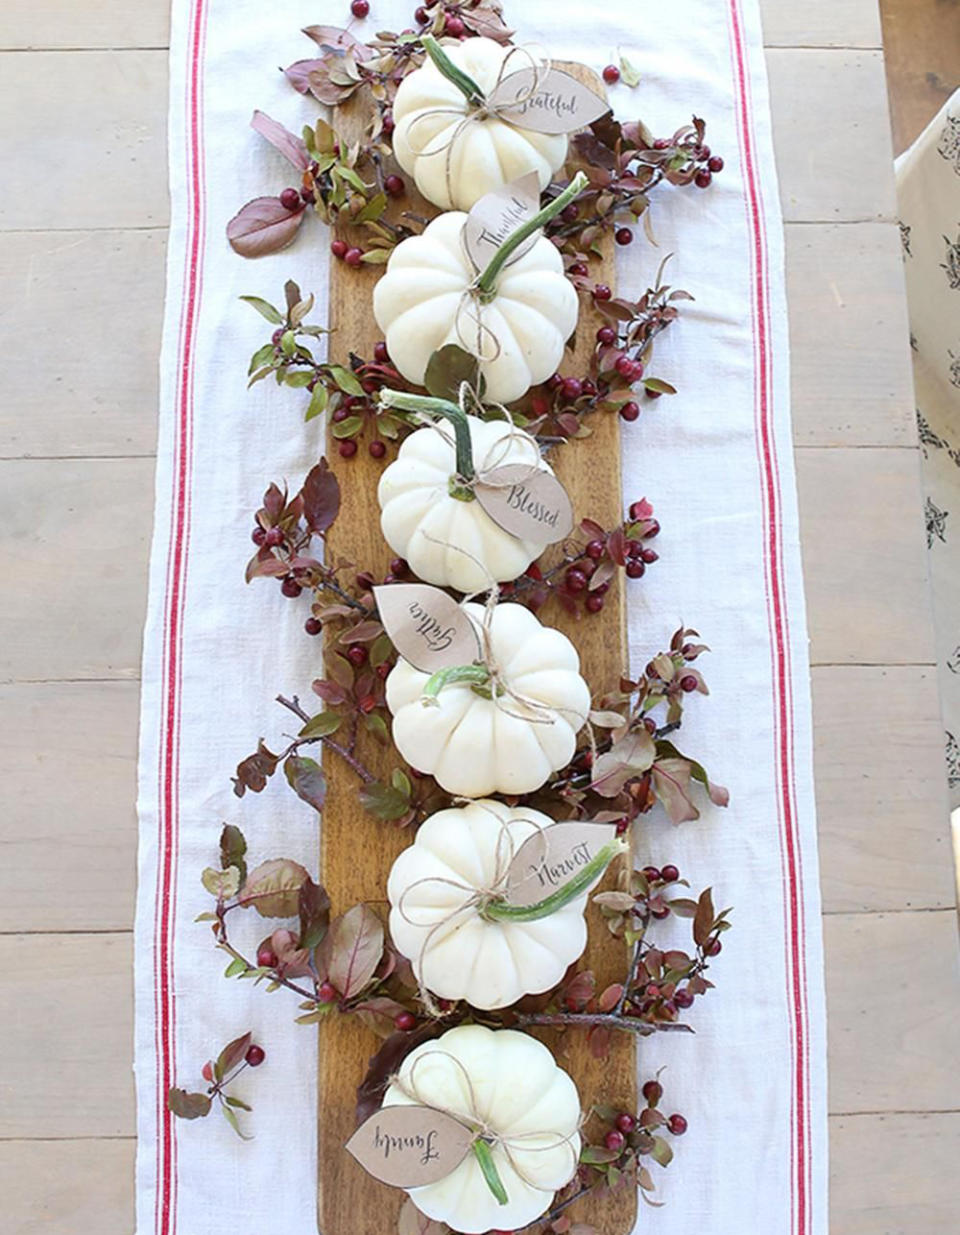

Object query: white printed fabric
[897,90,960,807]
[136,2,827,1233]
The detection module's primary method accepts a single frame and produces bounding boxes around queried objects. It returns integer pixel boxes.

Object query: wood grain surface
[317,64,637,1235]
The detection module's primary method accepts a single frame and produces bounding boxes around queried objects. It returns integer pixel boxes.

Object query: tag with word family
[487,67,610,135]
[462,172,541,275]
[345,1104,474,1189]
[375,584,482,675]
[503,821,619,908]
[475,463,575,546]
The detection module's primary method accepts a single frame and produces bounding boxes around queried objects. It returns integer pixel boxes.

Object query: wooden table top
[1,2,957,1231]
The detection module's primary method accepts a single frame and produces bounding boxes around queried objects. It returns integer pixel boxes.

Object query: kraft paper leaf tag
[462,172,541,275]
[475,465,574,546]
[504,821,618,907]
[488,67,610,135]
[374,584,482,674]
[346,1104,475,1188]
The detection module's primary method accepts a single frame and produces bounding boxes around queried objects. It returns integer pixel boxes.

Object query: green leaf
[423,344,481,402]
[167,1088,212,1120]
[356,191,387,223]
[284,370,315,388]
[327,365,364,396]
[619,54,642,87]
[331,415,363,439]
[642,377,677,396]
[298,711,342,739]
[650,1136,673,1167]
[202,865,241,899]
[239,295,283,324]
[248,342,276,374]
[224,957,248,978]
[364,712,390,743]
[336,163,368,192]
[284,754,327,813]
[358,778,410,821]
[219,824,247,885]
[305,383,328,422]
[280,330,296,356]
[219,1100,252,1140]
[359,248,392,264]
[391,768,412,798]
[224,1094,253,1111]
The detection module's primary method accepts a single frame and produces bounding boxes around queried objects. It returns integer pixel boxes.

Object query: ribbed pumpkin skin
[385,601,591,796]
[387,799,590,1009]
[392,37,569,211]
[383,1024,581,1234]
[377,416,552,593]
[372,211,579,404]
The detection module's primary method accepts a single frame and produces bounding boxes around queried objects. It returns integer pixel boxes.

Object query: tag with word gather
[475,464,574,546]
[462,172,541,275]
[346,1104,475,1189]
[375,584,482,675]
[504,821,618,908]
[488,67,610,135]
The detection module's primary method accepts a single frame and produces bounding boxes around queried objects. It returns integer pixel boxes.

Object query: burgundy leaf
[651,758,700,825]
[238,858,309,917]
[693,887,715,949]
[301,457,341,535]
[284,58,328,95]
[250,110,309,170]
[319,904,384,999]
[227,197,306,259]
[216,1031,252,1080]
[299,878,332,950]
[356,1023,443,1125]
[283,754,327,813]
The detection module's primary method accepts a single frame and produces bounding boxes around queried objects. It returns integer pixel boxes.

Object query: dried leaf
[232,739,281,796]
[651,757,700,824]
[238,858,310,917]
[201,865,241,899]
[319,904,384,999]
[167,1088,212,1120]
[589,729,655,797]
[619,54,642,87]
[227,196,306,259]
[423,344,482,402]
[250,110,310,170]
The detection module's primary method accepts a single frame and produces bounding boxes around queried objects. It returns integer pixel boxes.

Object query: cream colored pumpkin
[387,800,594,1009]
[378,415,551,593]
[392,37,569,211]
[385,601,590,796]
[372,211,579,404]
[383,1024,581,1234]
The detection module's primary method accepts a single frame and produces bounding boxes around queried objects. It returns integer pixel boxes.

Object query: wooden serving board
[319,64,637,1235]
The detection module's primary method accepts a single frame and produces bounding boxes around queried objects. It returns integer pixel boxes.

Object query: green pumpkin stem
[420,663,491,705]
[378,389,475,491]
[472,1137,509,1206]
[483,838,627,922]
[421,34,487,107]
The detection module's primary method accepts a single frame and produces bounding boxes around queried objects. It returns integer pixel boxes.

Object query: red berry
[546,373,563,390]
[375,662,391,680]
[390,557,408,577]
[675,988,694,1009]
[628,500,648,520]
[705,937,722,957]
[695,169,712,189]
[626,559,645,579]
[642,1079,663,1105]
[251,526,267,545]
[619,400,640,422]
[565,567,588,592]
[280,187,301,211]
[602,64,621,85]
[264,526,284,548]
[414,5,429,22]
[667,1114,688,1136]
[651,903,671,920]
[373,340,390,363]
[640,547,658,563]
[561,376,583,401]
[586,538,605,560]
[660,864,680,882]
[332,406,349,423]
[615,1112,636,1134]
[256,943,278,968]
[281,576,302,598]
[357,694,377,714]
[344,247,364,266]
[645,386,662,399]
[384,173,405,197]
[593,283,612,301]
[596,325,616,345]
[604,1129,626,1152]
[680,674,698,693]
[318,981,337,1003]
[652,138,670,150]
[642,865,661,882]
[568,261,589,277]
[615,227,633,246]
[361,377,379,394]
[339,439,358,458]
[645,519,660,538]
[368,440,386,459]
[201,1061,214,1082]
[394,1011,417,1032]
[585,593,604,613]
[615,355,637,380]
[582,378,597,398]
[351,0,370,16]
[561,202,579,222]
[245,1044,266,1067]
[355,571,375,591]
[444,14,465,36]
[331,239,348,259]
[696,145,711,160]
[643,716,656,734]
[347,644,368,667]
[381,110,395,135]
[626,539,644,558]
[708,155,725,173]
[305,617,322,636]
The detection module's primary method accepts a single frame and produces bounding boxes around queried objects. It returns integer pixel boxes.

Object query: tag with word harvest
[345,1104,474,1188]
[475,464,574,546]
[462,172,541,274]
[504,821,618,907]
[375,584,482,674]
[488,67,609,135]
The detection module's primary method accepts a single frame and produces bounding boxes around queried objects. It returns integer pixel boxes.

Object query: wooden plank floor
[2,1,957,1230]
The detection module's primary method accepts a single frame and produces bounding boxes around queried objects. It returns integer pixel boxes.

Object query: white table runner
[136,2,827,1232]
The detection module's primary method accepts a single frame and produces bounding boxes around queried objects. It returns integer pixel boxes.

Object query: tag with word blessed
[503,821,619,907]
[488,67,610,135]
[375,584,482,674]
[345,1104,474,1188]
[462,171,541,274]
[475,464,574,546]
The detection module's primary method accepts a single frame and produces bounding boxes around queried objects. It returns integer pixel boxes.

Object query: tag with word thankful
[375,584,482,674]
[504,821,619,907]
[345,1104,474,1188]
[475,463,574,546]
[488,67,610,135]
[462,172,541,275]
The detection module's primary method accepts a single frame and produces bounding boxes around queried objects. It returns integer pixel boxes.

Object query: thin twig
[275,694,376,783]
[514,1010,693,1036]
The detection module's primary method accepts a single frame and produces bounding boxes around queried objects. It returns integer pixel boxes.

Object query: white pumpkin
[388,800,596,1009]
[378,414,551,593]
[392,37,569,211]
[386,601,590,796]
[383,1024,581,1234]
[372,210,579,404]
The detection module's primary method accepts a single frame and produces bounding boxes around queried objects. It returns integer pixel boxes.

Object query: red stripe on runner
[728,3,810,1232]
